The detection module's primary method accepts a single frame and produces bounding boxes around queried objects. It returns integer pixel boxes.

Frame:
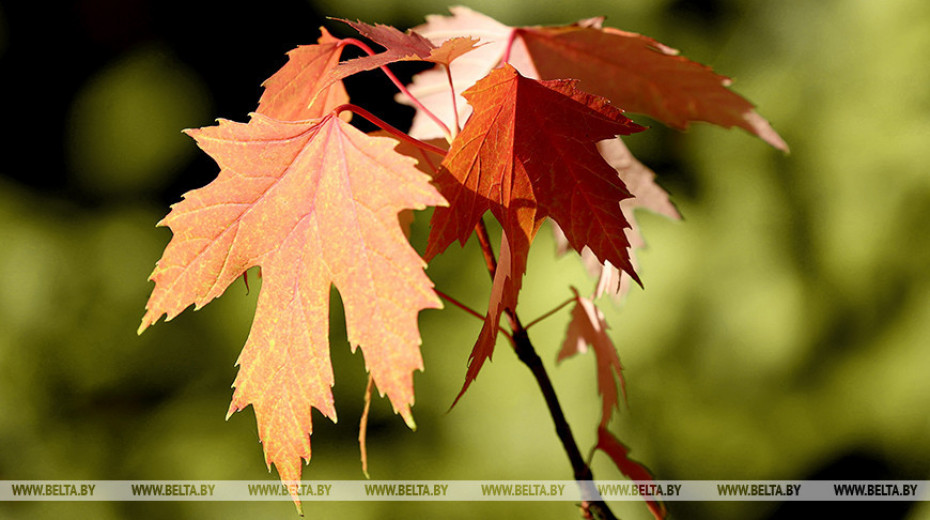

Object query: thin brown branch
[511,328,618,520]
[468,219,618,520]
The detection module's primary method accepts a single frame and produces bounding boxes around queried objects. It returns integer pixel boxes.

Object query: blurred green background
[1,1,929,519]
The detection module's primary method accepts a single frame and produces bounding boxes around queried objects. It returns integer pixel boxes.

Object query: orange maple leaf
[256,27,349,121]
[138,113,445,508]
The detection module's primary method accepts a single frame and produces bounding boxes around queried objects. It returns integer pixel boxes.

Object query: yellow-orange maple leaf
[138,112,445,507]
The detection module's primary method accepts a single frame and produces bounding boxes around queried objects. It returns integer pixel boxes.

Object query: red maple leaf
[402,7,785,152]
[427,65,644,279]
[255,27,349,121]
[426,65,643,400]
[517,21,788,151]
[138,113,445,508]
[559,289,667,519]
[451,231,518,406]
[596,425,667,520]
[554,138,681,300]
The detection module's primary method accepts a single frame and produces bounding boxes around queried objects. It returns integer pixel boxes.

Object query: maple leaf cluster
[139,6,784,517]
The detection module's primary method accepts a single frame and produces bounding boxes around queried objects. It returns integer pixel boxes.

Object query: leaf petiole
[434,289,513,342]
[338,38,454,142]
[500,28,519,66]
[523,295,576,330]
[332,104,448,157]
[359,375,374,479]
[443,64,460,139]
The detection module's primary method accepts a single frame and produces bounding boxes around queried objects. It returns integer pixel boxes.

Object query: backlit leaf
[140,113,445,508]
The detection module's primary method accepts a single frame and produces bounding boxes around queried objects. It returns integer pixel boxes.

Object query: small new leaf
[596,425,667,520]
[558,288,625,427]
[323,19,479,94]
